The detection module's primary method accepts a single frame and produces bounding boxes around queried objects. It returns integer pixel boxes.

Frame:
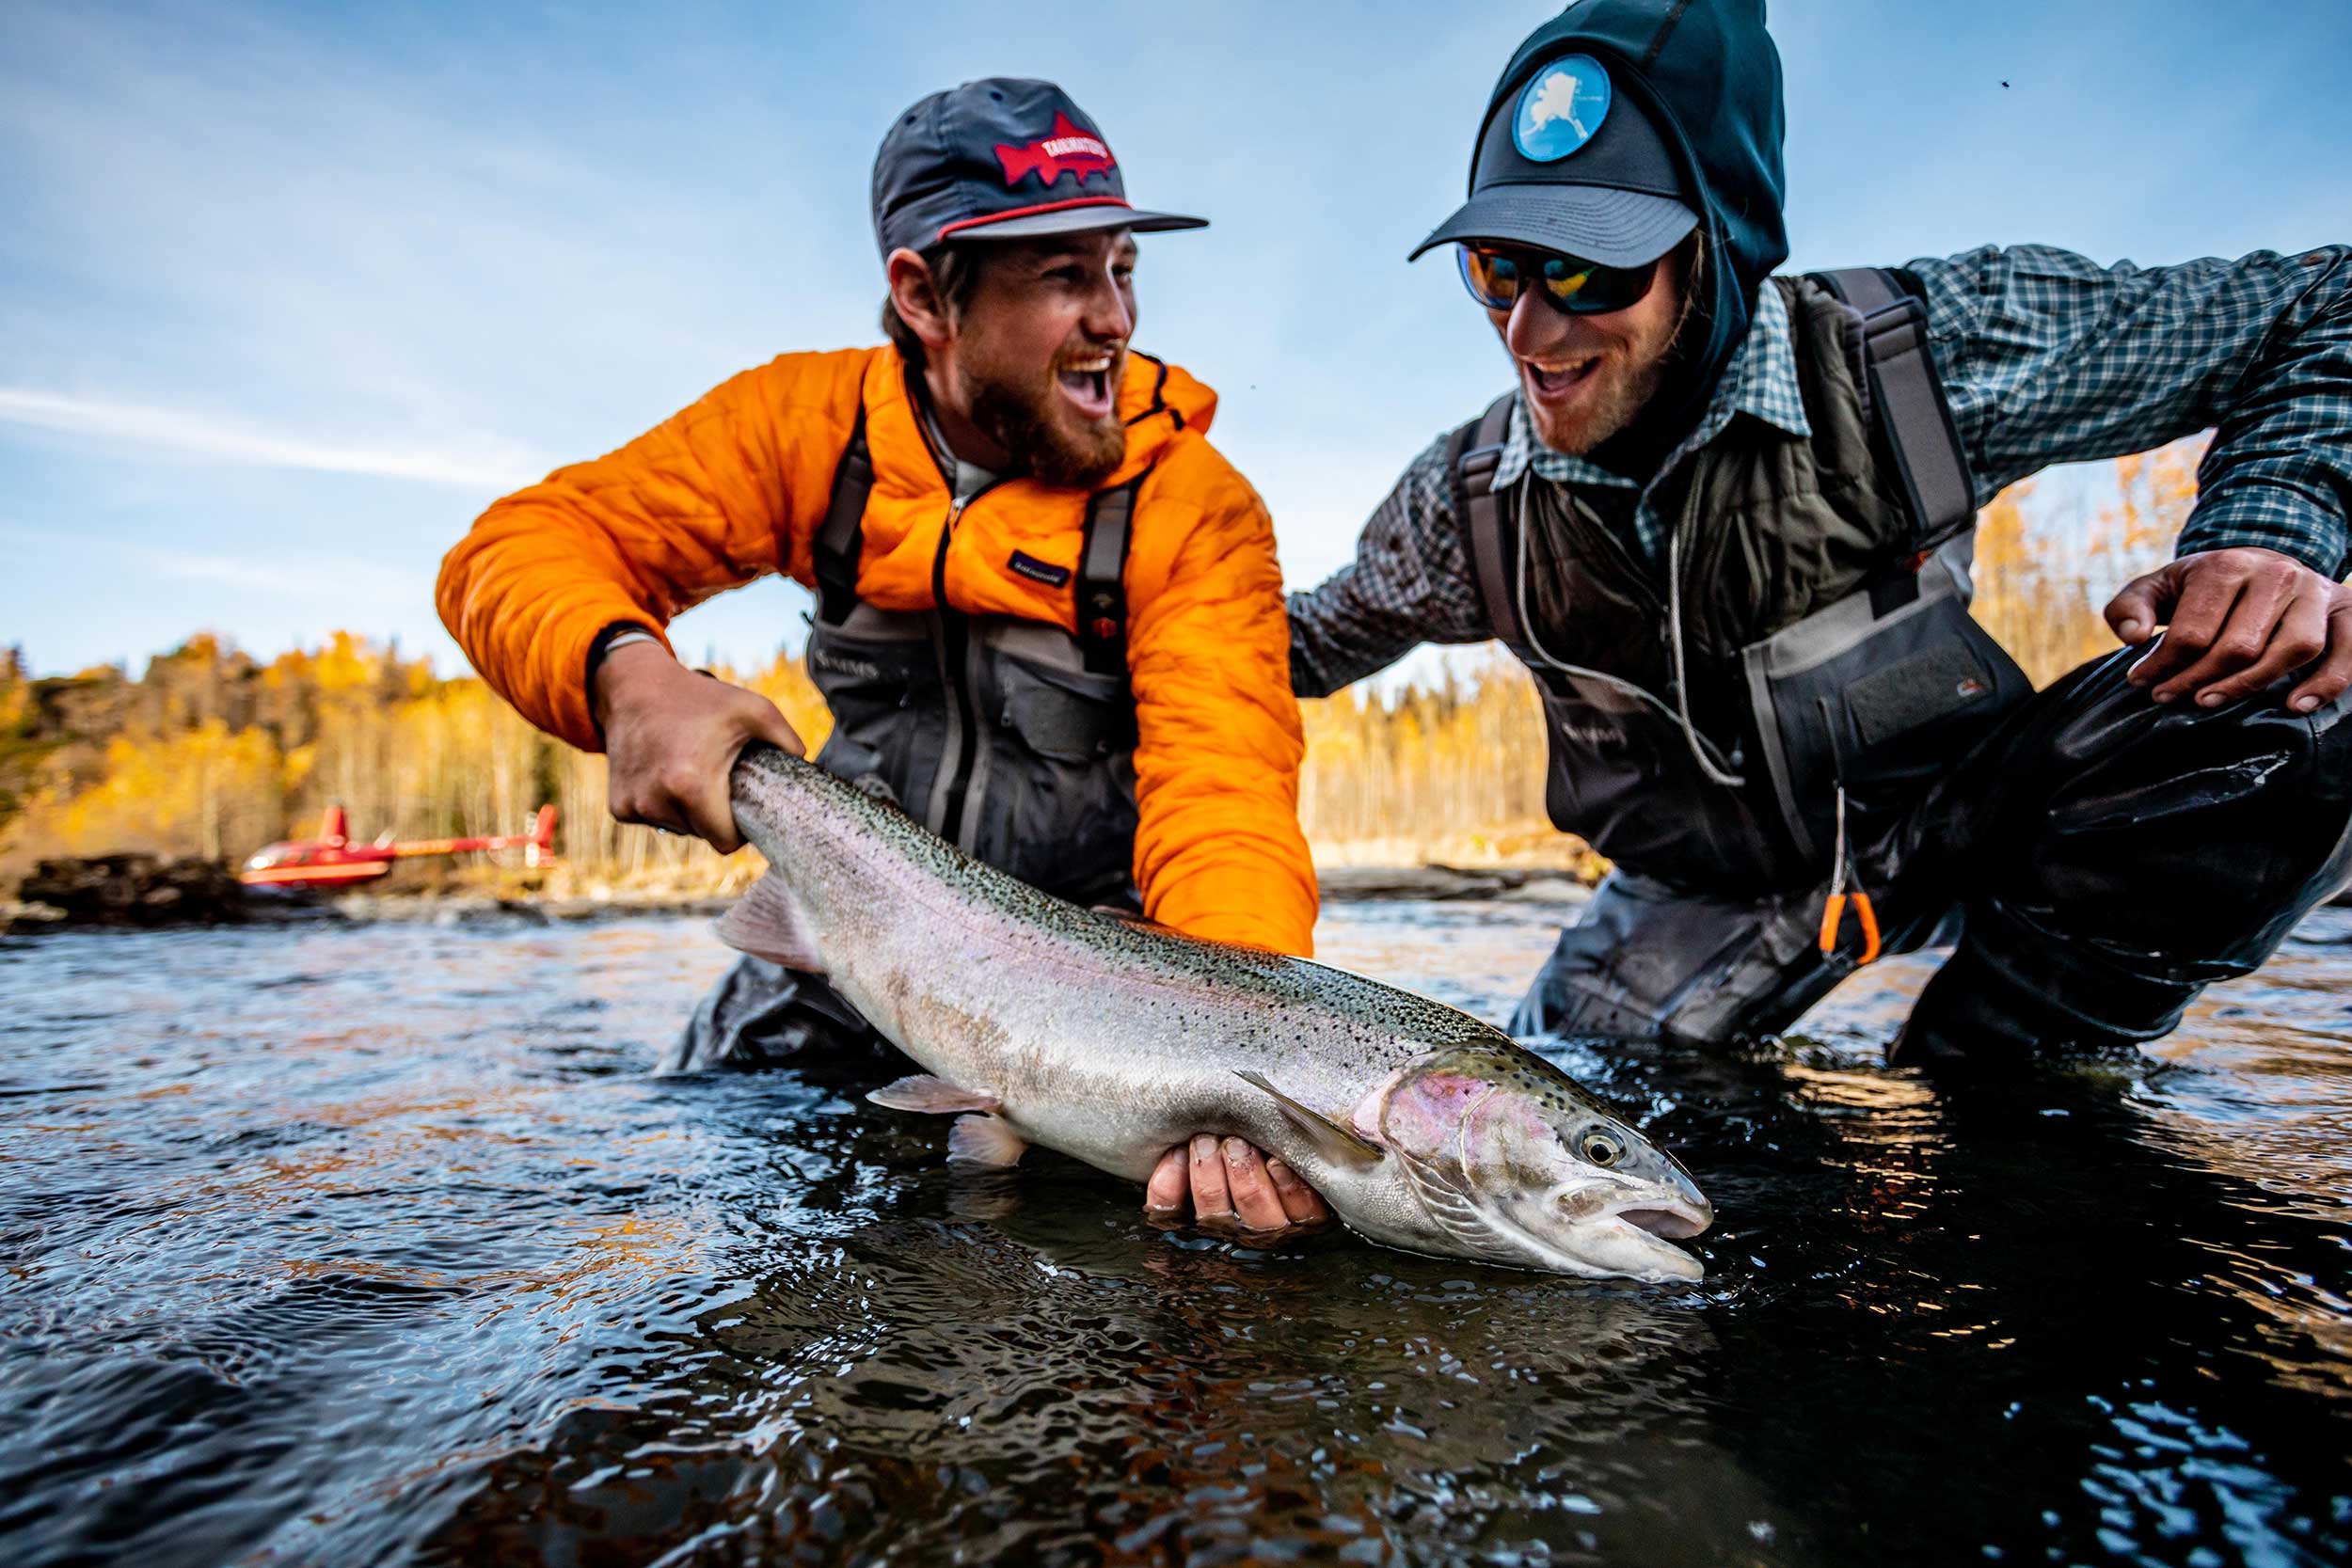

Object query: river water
[1,898,2347,1566]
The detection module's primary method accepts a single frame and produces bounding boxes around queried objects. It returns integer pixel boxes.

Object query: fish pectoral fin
[867,1074,1003,1115]
[1397,1149,1498,1255]
[1234,1069,1383,1169]
[715,871,825,974]
[947,1114,1027,1168]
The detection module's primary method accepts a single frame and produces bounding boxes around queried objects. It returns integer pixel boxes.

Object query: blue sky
[5,0,2349,677]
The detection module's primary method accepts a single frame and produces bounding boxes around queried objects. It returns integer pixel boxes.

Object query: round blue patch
[1513,55,1612,163]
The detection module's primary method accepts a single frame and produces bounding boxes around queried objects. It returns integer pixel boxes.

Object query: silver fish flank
[716,746,1712,1282]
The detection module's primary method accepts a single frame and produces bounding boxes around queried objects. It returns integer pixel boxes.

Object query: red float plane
[239,805,558,891]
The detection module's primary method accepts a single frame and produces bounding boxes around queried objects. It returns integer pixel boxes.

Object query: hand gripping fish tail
[718,743,1712,1283]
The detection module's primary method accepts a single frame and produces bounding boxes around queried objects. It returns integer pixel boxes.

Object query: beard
[1523,237,1707,460]
[966,363,1127,489]
[1527,348,1677,457]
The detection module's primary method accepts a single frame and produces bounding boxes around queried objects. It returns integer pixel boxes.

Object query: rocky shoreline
[2,857,1597,936]
[12,850,2350,939]
[8,855,255,931]
[1312,864,1595,904]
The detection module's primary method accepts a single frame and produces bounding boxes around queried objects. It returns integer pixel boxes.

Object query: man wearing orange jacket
[438,79,1328,1240]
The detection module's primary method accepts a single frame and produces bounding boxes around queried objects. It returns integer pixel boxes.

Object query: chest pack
[1455,267,2032,890]
[800,404,1149,909]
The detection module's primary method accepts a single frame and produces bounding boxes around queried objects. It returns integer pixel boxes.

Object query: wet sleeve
[1908,244,2352,578]
[435,353,860,752]
[1285,432,1496,700]
[1126,471,1319,958]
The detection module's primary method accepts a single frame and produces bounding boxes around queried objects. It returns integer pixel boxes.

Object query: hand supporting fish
[722,744,1712,1281]
[595,640,804,850]
[1143,1136,1335,1242]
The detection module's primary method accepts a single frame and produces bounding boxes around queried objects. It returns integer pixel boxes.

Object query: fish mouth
[1602,1197,1712,1281]
[1615,1203,1710,1242]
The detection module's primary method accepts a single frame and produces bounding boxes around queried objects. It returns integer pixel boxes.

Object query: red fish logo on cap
[994,113,1117,189]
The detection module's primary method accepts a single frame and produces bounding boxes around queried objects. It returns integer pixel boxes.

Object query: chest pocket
[1741,543,2032,863]
[972,624,1140,907]
[999,655,1137,762]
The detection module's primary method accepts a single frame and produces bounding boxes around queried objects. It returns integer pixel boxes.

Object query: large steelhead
[719,746,1712,1282]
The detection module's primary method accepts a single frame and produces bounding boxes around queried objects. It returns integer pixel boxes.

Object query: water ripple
[0,906,2346,1565]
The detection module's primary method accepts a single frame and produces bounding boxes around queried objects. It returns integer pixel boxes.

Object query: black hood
[1480,1,1790,454]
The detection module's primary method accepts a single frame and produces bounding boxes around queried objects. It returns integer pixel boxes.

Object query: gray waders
[665,403,1150,1073]
[1468,269,2352,1059]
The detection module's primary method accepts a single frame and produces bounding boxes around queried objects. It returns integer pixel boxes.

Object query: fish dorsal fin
[716,871,824,974]
[1235,1069,1384,1169]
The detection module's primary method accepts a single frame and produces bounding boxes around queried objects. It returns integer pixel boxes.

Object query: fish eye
[1581,1127,1624,1167]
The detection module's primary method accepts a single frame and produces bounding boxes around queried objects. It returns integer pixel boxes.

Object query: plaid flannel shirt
[1289,244,2352,698]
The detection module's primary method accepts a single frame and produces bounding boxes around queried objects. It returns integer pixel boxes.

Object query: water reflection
[426,1146,1758,1565]
[0,906,2346,1566]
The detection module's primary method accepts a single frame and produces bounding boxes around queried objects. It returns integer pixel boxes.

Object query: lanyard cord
[1510,482,1746,787]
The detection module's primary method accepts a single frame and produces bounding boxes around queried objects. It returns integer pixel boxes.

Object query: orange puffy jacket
[437,345,1318,956]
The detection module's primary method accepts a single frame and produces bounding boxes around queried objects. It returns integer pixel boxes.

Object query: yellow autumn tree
[39,721,289,861]
[0,439,2213,893]
[1969,435,2204,687]
[1298,655,1587,869]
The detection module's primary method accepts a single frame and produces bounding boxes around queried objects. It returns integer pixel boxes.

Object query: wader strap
[1810,267,1977,556]
[1076,470,1145,676]
[1452,392,1523,648]
[814,405,872,626]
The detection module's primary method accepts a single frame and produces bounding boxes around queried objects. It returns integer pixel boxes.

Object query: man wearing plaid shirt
[1288,0,2352,1069]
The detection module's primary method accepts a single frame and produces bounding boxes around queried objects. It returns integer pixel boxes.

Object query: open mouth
[1056,357,1117,421]
[1522,357,1598,404]
[1604,1201,1709,1281]
[1616,1204,1710,1242]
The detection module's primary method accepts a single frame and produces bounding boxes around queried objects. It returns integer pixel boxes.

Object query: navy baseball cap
[873,79,1207,259]
[1410,50,1697,267]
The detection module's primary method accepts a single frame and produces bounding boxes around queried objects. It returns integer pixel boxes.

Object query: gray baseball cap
[1412,51,1696,268]
[872,79,1207,259]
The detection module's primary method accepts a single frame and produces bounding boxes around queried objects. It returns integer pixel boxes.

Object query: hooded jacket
[437,346,1318,956]
[1492,0,1790,443]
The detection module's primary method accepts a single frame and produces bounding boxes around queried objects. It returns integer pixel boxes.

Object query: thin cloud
[0,522,434,606]
[0,388,549,490]
[122,543,434,603]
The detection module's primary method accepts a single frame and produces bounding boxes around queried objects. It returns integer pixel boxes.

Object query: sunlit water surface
[2,901,2348,1566]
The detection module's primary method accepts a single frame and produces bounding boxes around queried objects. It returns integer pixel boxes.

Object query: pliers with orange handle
[1818,785,1882,966]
